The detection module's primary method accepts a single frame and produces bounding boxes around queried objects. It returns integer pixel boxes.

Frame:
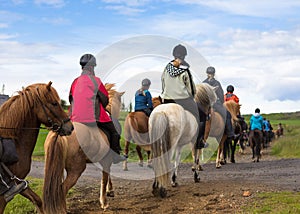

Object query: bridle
[36,87,70,133]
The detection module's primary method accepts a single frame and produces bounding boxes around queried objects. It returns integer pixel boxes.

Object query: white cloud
[174,0,300,18]
[104,5,145,16]
[41,17,71,25]
[34,0,66,8]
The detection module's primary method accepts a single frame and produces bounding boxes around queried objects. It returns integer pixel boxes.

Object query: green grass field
[5,111,300,213]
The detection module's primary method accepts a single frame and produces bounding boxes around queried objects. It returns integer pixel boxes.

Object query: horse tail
[150,111,171,188]
[43,131,67,214]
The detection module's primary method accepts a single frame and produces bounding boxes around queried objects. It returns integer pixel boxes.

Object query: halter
[36,87,70,133]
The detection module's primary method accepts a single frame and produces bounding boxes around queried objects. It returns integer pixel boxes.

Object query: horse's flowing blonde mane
[223,100,241,121]
[195,83,217,113]
[0,83,59,137]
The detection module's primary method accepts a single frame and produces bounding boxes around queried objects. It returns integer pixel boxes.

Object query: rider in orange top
[224,85,239,104]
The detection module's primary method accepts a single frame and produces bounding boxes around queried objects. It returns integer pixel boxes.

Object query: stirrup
[3,180,28,202]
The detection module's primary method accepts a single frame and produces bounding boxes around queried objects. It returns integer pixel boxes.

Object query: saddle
[0,138,19,165]
[0,138,20,195]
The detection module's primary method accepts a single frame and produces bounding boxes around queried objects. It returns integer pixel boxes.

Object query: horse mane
[223,100,240,121]
[195,83,217,113]
[105,83,117,114]
[0,83,59,138]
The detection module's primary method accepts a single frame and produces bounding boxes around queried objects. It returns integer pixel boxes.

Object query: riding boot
[0,164,28,202]
[110,134,126,164]
[225,111,236,140]
[195,122,208,149]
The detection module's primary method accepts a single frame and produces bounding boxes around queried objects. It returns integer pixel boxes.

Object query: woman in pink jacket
[69,53,125,164]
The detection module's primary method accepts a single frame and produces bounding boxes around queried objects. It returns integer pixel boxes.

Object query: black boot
[195,122,209,149]
[110,134,126,164]
[0,167,28,202]
[3,180,28,202]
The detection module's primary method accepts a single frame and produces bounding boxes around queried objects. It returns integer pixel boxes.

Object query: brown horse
[123,97,161,171]
[206,100,240,168]
[0,82,73,213]
[43,84,124,213]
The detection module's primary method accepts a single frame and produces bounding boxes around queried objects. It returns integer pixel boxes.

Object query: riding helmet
[142,78,151,86]
[172,44,187,60]
[206,66,215,74]
[80,54,97,67]
[255,108,260,113]
[227,85,234,93]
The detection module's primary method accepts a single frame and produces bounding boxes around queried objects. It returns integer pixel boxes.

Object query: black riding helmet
[206,66,215,74]
[173,44,187,60]
[80,54,97,67]
[227,85,234,93]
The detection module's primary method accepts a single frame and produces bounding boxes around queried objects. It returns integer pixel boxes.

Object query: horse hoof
[138,162,143,167]
[123,167,128,171]
[171,182,178,187]
[160,187,167,198]
[147,164,153,169]
[231,159,235,163]
[107,191,115,197]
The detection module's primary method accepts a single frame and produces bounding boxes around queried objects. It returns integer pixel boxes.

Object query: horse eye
[52,102,58,106]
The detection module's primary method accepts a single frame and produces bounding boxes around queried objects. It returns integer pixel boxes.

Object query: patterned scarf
[166,62,188,77]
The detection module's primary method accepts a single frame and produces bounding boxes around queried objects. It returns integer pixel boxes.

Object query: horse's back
[149,103,197,146]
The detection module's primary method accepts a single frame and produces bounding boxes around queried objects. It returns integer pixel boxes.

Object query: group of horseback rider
[0,44,244,202]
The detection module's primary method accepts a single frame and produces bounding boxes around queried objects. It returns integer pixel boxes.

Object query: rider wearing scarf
[161,44,208,149]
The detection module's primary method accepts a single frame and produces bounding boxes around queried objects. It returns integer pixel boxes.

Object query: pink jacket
[69,72,111,123]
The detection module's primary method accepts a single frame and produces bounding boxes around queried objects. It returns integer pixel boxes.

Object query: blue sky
[1,0,300,114]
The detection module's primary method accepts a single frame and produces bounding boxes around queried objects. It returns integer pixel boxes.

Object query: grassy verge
[243,192,300,213]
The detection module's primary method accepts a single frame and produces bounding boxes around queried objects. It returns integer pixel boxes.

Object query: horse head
[105,83,125,119]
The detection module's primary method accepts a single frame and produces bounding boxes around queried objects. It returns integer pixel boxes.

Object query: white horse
[150,83,216,198]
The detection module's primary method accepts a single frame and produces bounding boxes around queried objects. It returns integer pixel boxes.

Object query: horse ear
[119,91,125,96]
[47,81,53,91]
[213,86,219,92]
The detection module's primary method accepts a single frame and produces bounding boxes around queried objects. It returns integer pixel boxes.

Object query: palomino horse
[0,82,73,213]
[43,84,124,213]
[207,100,241,168]
[150,83,216,198]
[123,97,161,170]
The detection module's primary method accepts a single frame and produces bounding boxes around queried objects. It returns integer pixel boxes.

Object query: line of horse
[0,82,262,213]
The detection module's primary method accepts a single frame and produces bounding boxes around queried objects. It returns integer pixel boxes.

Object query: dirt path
[29,145,300,214]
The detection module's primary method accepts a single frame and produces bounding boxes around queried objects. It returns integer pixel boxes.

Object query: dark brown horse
[123,97,160,170]
[43,84,124,213]
[0,82,73,213]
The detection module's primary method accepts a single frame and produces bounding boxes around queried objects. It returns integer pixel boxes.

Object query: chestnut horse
[212,100,241,168]
[150,83,216,198]
[123,97,161,171]
[43,84,124,213]
[0,82,73,213]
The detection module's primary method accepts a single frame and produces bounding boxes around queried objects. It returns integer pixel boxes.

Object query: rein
[36,87,70,133]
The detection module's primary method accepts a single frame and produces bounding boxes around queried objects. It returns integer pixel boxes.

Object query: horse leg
[20,187,44,213]
[100,171,110,210]
[136,145,144,167]
[106,175,114,197]
[146,151,152,168]
[171,148,181,187]
[191,148,201,183]
[231,139,237,163]
[0,197,6,214]
[123,140,130,171]
[216,134,227,168]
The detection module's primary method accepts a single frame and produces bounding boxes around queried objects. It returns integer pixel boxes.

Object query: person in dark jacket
[203,66,236,140]
[134,78,153,117]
